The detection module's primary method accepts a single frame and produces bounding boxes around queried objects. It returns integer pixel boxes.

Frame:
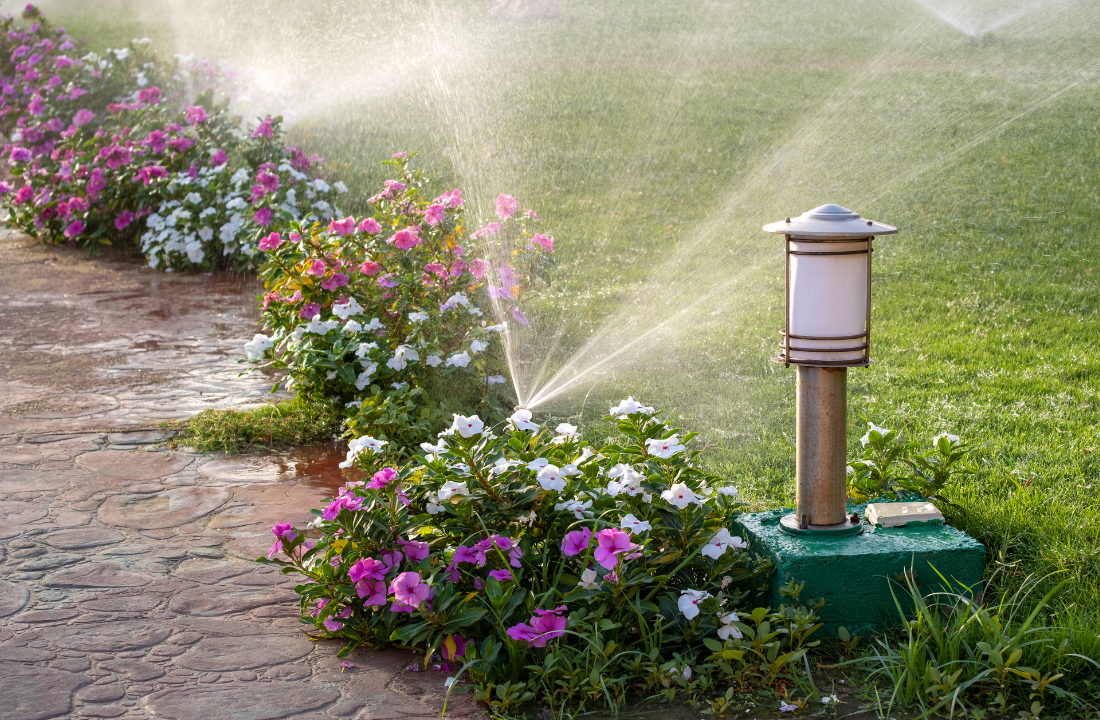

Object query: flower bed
[263,400,826,714]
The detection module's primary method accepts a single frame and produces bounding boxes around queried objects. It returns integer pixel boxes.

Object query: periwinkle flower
[560,528,591,557]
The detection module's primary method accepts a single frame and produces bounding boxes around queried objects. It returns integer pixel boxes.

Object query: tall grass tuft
[165,398,340,454]
[855,567,1098,718]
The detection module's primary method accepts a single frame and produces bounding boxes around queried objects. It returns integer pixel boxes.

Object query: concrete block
[732,504,985,635]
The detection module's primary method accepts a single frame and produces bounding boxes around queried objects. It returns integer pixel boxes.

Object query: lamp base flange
[778,513,863,537]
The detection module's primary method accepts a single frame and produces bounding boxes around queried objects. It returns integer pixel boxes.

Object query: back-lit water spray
[32,0,1100,433]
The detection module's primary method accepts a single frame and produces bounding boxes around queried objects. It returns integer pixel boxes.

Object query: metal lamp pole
[763,204,897,536]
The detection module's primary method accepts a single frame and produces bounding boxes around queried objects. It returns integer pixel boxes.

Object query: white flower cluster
[142,159,343,270]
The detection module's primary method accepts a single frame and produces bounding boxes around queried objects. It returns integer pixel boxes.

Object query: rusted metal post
[795,366,849,526]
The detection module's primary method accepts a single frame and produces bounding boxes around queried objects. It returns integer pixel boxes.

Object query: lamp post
[763,204,897,536]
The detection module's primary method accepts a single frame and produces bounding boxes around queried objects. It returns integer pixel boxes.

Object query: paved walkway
[0,231,483,720]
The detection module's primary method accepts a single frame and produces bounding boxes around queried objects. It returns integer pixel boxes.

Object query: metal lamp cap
[763,203,898,238]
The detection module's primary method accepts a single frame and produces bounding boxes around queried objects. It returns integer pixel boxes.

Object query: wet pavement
[0,230,483,720]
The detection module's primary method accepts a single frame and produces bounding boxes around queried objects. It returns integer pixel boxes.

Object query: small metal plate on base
[779,513,863,537]
[865,501,943,528]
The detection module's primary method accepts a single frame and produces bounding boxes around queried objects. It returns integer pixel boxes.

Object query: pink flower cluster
[506,605,568,647]
[561,527,639,570]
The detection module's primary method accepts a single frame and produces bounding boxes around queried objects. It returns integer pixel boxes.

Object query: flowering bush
[262,400,824,712]
[243,153,555,450]
[847,422,973,502]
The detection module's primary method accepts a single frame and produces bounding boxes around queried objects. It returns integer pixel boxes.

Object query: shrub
[243,153,555,452]
[847,422,974,503]
[261,400,826,714]
[166,398,340,454]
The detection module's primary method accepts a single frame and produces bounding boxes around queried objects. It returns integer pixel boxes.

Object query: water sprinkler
[763,204,897,537]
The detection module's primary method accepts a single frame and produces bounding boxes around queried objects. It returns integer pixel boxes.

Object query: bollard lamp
[763,204,897,536]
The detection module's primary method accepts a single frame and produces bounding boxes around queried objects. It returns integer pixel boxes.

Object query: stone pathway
[0,231,484,719]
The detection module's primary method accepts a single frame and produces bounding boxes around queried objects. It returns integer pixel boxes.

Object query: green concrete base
[732,504,986,636]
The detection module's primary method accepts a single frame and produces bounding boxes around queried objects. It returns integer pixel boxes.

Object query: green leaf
[445,608,487,629]
[703,638,723,652]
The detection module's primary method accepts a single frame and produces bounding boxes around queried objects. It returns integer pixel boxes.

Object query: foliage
[847,422,974,503]
[243,153,555,452]
[0,4,331,269]
[165,398,340,454]
[853,568,1099,719]
[261,400,825,713]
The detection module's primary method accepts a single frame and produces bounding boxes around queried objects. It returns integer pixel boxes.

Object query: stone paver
[0,230,485,720]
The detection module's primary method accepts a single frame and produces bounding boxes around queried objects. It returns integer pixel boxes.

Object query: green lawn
[49,0,1100,695]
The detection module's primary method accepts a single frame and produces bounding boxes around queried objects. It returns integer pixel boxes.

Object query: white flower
[677,589,711,620]
[313,178,331,193]
[717,613,742,640]
[702,529,736,559]
[536,465,566,492]
[199,207,217,218]
[345,400,362,409]
[780,701,798,713]
[344,320,363,332]
[661,483,698,509]
[490,457,520,476]
[426,493,445,515]
[365,317,386,333]
[610,396,655,416]
[933,432,960,445]
[526,458,549,471]
[392,382,407,390]
[717,486,741,499]
[445,352,471,368]
[226,196,247,210]
[646,435,686,459]
[197,226,214,242]
[355,364,377,390]
[243,334,273,360]
[469,339,489,353]
[450,414,484,438]
[356,342,377,358]
[578,568,600,590]
[554,498,593,519]
[554,423,580,442]
[444,677,456,688]
[338,435,388,468]
[425,355,442,367]
[510,409,540,432]
[486,375,507,385]
[607,464,644,497]
[326,371,337,380]
[333,297,364,319]
[467,307,482,316]
[409,311,428,322]
[305,316,338,335]
[386,353,407,371]
[822,695,839,705]
[334,181,348,193]
[438,480,469,501]
[421,439,448,454]
[387,345,420,371]
[445,292,469,307]
[561,464,582,477]
[184,191,202,205]
[290,325,307,343]
[619,514,652,533]
[861,422,890,446]
[484,324,505,333]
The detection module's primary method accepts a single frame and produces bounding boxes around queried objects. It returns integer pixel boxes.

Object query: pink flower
[510,307,529,325]
[356,579,387,606]
[99,145,132,170]
[594,528,635,570]
[307,259,327,277]
[531,606,568,645]
[469,259,490,279]
[376,274,399,288]
[358,217,381,234]
[452,545,486,568]
[390,227,421,250]
[210,149,228,166]
[257,171,280,194]
[489,568,513,582]
[526,210,539,220]
[145,130,167,154]
[323,618,343,632]
[134,165,167,185]
[366,467,398,490]
[253,207,273,226]
[400,539,430,562]
[137,86,161,105]
[321,273,349,291]
[72,108,94,126]
[424,262,446,277]
[390,571,430,608]
[252,116,275,138]
[13,185,34,205]
[442,634,469,661]
[184,105,209,125]
[108,210,135,231]
[8,147,31,163]
[27,95,44,116]
[561,528,592,557]
[63,219,84,238]
[289,232,302,243]
[423,203,445,226]
[381,550,404,572]
[167,136,194,153]
[359,260,382,275]
[349,557,386,583]
[258,232,283,251]
[495,194,519,219]
[329,216,356,236]
[435,188,463,208]
[531,233,553,252]
[470,222,501,239]
[506,622,537,644]
[298,302,320,319]
[267,540,284,560]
